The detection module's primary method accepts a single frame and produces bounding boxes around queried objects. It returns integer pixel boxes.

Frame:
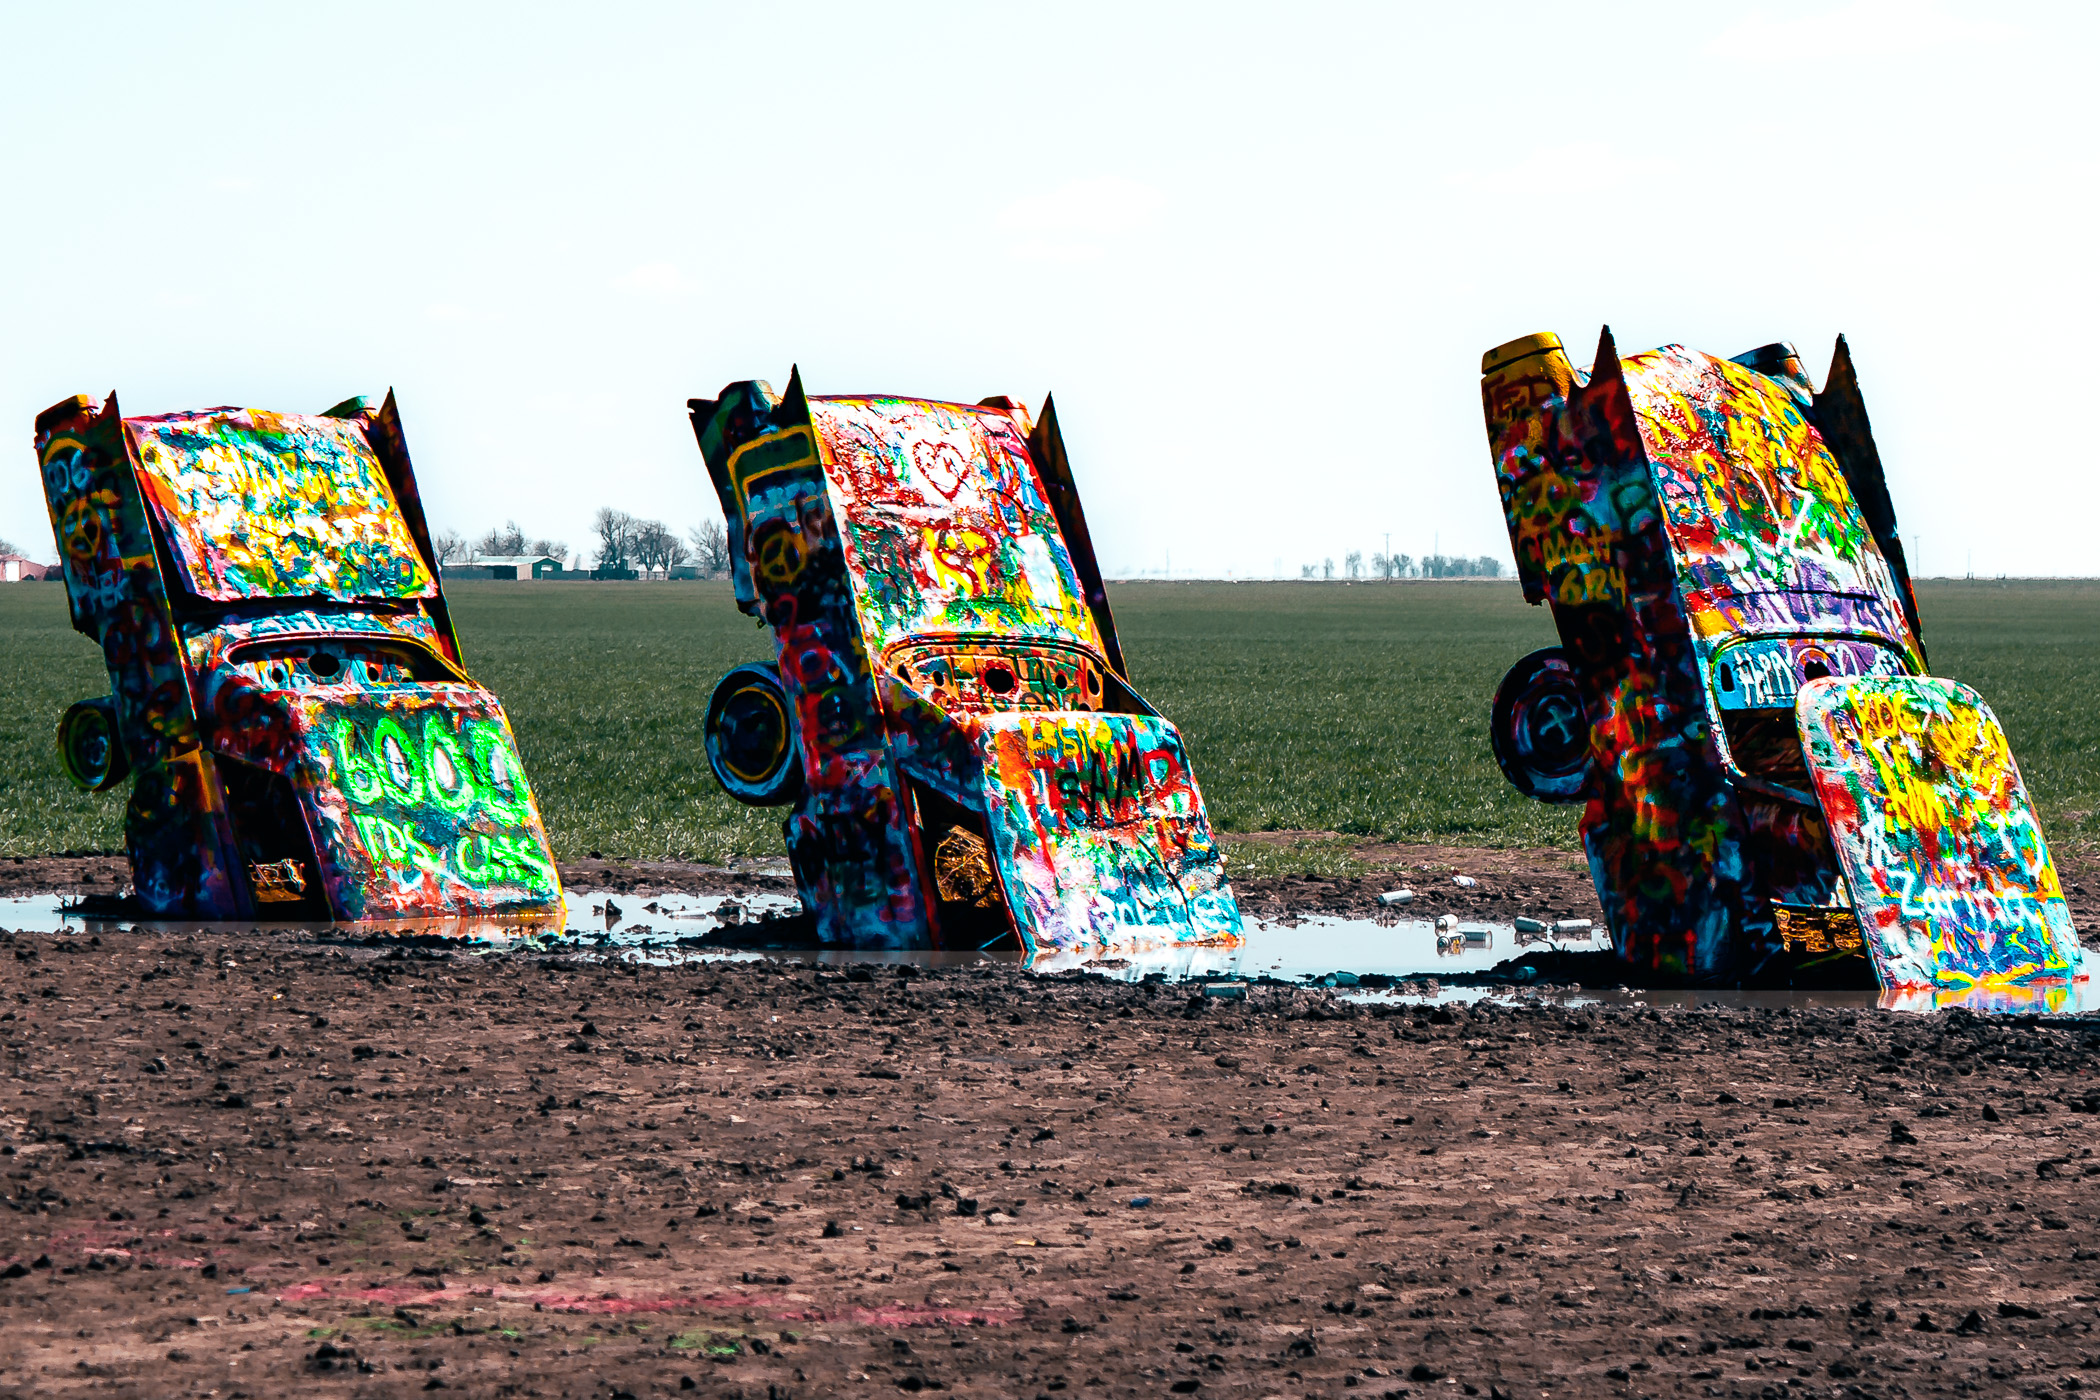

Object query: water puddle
[0,890,801,946]
[1022,914,1610,983]
[4,894,2091,1017]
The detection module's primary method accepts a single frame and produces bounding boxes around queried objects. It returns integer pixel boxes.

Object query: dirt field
[5,862,2100,1400]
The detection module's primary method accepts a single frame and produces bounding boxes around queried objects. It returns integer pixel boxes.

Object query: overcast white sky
[4,1,2092,578]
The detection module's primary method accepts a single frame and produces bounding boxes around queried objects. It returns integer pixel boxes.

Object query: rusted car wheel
[704,663,802,806]
[57,697,129,793]
[1490,649,1589,804]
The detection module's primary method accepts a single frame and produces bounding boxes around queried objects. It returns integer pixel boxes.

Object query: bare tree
[431,529,468,568]
[592,508,639,577]
[689,520,732,578]
[468,520,568,565]
[1344,550,1363,580]
[475,521,526,558]
[630,519,688,576]
[1322,557,1334,580]
[1372,551,1412,579]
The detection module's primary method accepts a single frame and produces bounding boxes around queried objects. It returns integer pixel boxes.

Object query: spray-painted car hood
[881,669,1237,954]
[190,615,558,920]
[206,673,557,919]
[1799,674,2082,991]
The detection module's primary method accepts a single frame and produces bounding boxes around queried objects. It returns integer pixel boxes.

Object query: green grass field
[0,579,2094,870]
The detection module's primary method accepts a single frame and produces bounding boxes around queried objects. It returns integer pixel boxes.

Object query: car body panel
[977,712,1238,953]
[128,409,436,603]
[808,396,1100,653]
[1622,346,1915,652]
[1798,675,2081,990]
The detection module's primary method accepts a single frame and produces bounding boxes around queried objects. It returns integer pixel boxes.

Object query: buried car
[1480,329,2080,995]
[688,372,1240,955]
[33,392,561,922]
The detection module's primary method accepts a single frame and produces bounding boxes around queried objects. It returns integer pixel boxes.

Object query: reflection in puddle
[3,893,2090,1017]
[0,890,801,948]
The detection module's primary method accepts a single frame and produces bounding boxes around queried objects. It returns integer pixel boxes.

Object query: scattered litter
[1435,915,1458,932]
[1128,1196,1152,1209]
[1201,982,1246,1000]
[1451,876,1478,888]
[1554,919,1594,934]
[1377,889,1414,906]
[225,1286,252,1295]
[1462,929,1493,950]
[1514,916,1546,934]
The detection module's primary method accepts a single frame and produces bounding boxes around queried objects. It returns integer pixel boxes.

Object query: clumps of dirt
[4,931,2100,1397]
[0,854,128,898]
[554,856,795,900]
[1230,841,1605,927]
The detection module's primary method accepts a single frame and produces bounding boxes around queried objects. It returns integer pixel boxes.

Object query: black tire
[704,663,802,806]
[57,697,128,793]
[1489,648,1589,804]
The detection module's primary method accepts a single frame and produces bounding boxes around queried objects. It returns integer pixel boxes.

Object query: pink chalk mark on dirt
[275,1278,1019,1328]
[2,1225,211,1274]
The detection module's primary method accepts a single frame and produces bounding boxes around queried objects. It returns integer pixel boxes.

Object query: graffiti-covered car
[1481,329,2081,996]
[33,392,562,922]
[688,372,1240,956]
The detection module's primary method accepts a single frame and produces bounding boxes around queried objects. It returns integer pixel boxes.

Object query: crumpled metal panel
[976,713,1240,954]
[1798,675,2082,990]
[127,408,435,603]
[807,397,1100,652]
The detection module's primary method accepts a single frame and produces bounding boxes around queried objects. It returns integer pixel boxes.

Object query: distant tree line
[431,521,571,570]
[1298,552,1502,579]
[591,510,736,579]
[430,515,736,580]
[427,508,746,582]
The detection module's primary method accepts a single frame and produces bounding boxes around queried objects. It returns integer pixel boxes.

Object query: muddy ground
[11,842,2100,940]
[4,900,2100,1400]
